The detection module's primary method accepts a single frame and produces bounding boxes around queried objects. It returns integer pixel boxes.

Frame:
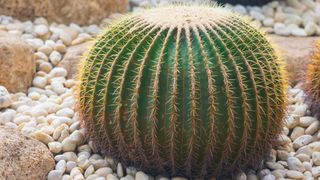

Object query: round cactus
[305,41,320,106]
[78,5,286,178]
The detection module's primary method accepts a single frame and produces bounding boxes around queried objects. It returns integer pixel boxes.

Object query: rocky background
[0,0,319,180]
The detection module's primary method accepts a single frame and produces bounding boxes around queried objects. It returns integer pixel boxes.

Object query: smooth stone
[51,81,66,95]
[247,174,258,180]
[38,45,53,55]
[71,33,92,45]
[293,135,313,149]
[121,175,134,180]
[303,161,312,172]
[56,160,67,174]
[135,171,149,180]
[32,76,47,88]
[290,126,305,141]
[300,117,317,127]
[261,174,275,180]
[266,162,284,170]
[35,24,49,37]
[95,167,113,177]
[271,169,285,178]
[263,18,274,27]
[47,170,63,180]
[0,109,16,124]
[62,137,77,152]
[312,166,320,177]
[296,145,312,156]
[233,5,247,15]
[291,27,307,37]
[54,43,66,53]
[84,165,95,178]
[287,156,304,172]
[48,141,62,154]
[56,108,74,118]
[0,86,12,109]
[32,130,54,144]
[296,153,310,162]
[305,121,319,135]
[305,22,317,36]
[293,104,308,116]
[49,67,68,78]
[312,152,320,166]
[63,152,78,162]
[286,170,304,179]
[250,10,265,21]
[39,62,53,73]
[65,161,77,173]
[49,51,62,66]
[117,163,124,178]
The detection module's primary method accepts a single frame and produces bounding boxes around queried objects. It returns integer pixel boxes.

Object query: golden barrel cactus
[306,41,320,106]
[78,5,286,178]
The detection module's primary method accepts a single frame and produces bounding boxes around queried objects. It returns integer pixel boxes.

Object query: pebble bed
[0,0,319,180]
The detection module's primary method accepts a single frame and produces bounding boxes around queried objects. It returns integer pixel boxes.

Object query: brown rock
[0,0,128,26]
[0,33,35,93]
[58,41,93,79]
[0,126,55,180]
[268,35,320,86]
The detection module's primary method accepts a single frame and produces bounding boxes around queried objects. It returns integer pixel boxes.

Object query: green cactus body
[78,5,286,178]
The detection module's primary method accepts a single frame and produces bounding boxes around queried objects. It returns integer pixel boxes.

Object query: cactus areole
[78,5,286,178]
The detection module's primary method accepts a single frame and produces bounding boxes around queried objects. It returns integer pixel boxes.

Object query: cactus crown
[78,4,286,178]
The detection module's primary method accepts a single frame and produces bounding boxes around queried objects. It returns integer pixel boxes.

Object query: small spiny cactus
[305,41,320,110]
[78,5,286,178]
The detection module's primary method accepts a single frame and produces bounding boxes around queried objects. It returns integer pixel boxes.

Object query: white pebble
[312,166,320,177]
[287,157,304,172]
[62,137,77,152]
[0,109,16,124]
[300,116,316,127]
[305,121,319,135]
[293,135,313,149]
[85,165,95,178]
[32,130,54,144]
[35,24,49,37]
[56,108,74,118]
[117,163,124,178]
[95,167,113,177]
[312,152,320,166]
[32,76,47,88]
[291,27,307,37]
[0,86,12,109]
[49,51,62,66]
[47,170,63,180]
[305,22,317,36]
[39,62,52,73]
[135,171,149,180]
[56,160,67,174]
[286,170,303,179]
[51,81,66,95]
[48,141,62,154]
[50,67,68,78]
[66,161,77,173]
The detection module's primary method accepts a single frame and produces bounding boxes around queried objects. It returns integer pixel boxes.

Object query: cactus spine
[78,5,286,178]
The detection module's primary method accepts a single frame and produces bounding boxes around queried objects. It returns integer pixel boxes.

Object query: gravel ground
[0,0,319,180]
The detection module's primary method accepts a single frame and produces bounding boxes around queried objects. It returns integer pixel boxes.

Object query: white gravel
[0,0,319,179]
